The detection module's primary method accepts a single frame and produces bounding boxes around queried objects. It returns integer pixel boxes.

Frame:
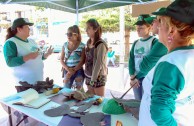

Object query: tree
[79,6,137,61]
[34,7,48,36]
[80,7,136,32]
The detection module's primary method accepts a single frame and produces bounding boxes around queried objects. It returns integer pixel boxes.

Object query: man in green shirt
[129,13,167,100]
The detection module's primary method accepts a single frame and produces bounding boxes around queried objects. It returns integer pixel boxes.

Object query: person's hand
[66,72,73,79]
[44,46,54,58]
[66,68,75,79]
[72,67,79,72]
[130,78,140,88]
[23,51,39,61]
[46,46,54,55]
[66,68,75,78]
[67,68,74,73]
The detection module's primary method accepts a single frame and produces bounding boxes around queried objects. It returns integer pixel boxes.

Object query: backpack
[94,39,108,74]
[94,39,108,50]
[93,39,108,62]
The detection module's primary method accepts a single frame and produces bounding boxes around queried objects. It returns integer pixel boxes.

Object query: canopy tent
[0,0,162,86]
[0,0,157,13]
[0,0,158,21]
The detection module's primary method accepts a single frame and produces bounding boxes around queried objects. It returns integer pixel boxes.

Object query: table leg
[8,106,13,126]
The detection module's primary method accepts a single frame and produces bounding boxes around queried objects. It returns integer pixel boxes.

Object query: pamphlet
[13,88,50,108]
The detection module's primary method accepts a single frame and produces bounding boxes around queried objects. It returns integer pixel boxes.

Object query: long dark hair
[86,18,102,45]
[5,25,23,41]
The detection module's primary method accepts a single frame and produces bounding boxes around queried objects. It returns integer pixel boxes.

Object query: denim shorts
[63,68,85,88]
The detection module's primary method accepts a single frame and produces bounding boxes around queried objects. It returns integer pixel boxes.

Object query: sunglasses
[66,32,77,37]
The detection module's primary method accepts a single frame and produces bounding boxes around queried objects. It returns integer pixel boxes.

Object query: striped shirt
[64,42,85,67]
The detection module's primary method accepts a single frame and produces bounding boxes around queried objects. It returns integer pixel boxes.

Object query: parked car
[51,44,63,53]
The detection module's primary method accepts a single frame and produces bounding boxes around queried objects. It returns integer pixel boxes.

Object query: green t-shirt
[128,37,167,79]
[3,36,45,67]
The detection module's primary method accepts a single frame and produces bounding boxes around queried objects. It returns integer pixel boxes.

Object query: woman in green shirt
[3,18,53,92]
[139,0,194,126]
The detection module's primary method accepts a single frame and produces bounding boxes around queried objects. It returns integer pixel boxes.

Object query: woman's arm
[136,39,167,79]
[73,47,85,71]
[43,46,54,59]
[151,62,184,126]
[3,40,24,67]
[4,40,41,67]
[60,46,69,71]
[128,40,138,76]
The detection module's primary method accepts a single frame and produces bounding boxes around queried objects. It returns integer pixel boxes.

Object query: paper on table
[13,88,50,109]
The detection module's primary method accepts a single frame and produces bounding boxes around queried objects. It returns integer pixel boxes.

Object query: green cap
[152,7,167,16]
[102,99,126,114]
[11,18,34,30]
[134,14,150,25]
[144,16,156,24]
[152,0,194,25]
[144,7,166,24]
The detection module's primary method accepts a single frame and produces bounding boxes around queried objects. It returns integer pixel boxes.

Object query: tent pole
[76,0,79,25]
[119,6,125,88]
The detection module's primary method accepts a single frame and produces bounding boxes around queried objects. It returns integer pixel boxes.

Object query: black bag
[61,51,72,78]
[61,67,65,78]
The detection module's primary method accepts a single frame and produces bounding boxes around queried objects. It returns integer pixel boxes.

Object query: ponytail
[5,27,17,41]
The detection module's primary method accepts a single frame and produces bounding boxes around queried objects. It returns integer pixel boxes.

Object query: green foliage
[35,6,46,11]
[35,18,48,35]
[36,17,48,23]
[125,13,137,31]
[79,6,136,33]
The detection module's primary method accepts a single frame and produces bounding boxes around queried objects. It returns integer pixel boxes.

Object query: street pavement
[0,52,134,125]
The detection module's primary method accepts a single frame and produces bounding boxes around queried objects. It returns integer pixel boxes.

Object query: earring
[168,36,173,43]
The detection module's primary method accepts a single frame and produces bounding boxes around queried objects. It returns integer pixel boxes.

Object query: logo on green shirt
[135,47,145,54]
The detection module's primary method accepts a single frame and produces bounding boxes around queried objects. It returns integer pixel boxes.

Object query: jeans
[133,77,144,100]
[63,68,85,88]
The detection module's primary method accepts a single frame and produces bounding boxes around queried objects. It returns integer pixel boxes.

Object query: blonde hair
[160,16,194,45]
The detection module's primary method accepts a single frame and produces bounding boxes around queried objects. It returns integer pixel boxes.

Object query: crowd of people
[2,0,194,125]
[3,17,108,97]
[130,0,194,126]
[2,17,108,125]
